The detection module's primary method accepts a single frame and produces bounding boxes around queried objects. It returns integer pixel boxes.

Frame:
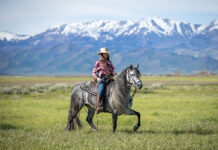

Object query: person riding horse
[67,61,143,132]
[92,47,116,114]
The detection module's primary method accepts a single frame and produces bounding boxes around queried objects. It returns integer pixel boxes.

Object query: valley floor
[0,76,217,150]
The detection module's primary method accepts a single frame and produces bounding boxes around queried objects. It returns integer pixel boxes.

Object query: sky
[0,0,218,35]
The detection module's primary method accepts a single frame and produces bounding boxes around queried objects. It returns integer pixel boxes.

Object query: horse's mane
[116,66,129,82]
[107,66,131,114]
[116,65,141,81]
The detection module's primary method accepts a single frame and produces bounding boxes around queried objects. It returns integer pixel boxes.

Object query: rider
[92,47,116,114]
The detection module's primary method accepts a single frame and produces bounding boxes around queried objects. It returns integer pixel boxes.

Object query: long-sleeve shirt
[92,59,115,79]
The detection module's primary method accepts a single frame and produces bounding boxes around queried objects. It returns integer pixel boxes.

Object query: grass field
[0,76,218,150]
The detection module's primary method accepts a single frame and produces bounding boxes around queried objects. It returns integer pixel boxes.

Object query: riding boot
[96,95,103,114]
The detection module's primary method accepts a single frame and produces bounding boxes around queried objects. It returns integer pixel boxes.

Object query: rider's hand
[97,78,102,83]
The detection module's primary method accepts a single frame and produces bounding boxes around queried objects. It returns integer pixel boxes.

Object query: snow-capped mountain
[0,17,218,75]
[0,31,29,41]
[41,17,216,40]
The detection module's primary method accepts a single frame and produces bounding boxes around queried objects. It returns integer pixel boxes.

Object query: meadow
[0,76,217,150]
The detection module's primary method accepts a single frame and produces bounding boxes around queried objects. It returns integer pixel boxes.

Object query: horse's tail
[69,112,83,130]
[66,89,83,130]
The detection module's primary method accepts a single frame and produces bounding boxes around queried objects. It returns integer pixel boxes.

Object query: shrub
[0,83,75,95]
[150,82,166,89]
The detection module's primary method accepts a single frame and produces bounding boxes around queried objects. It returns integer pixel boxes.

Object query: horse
[66,64,143,133]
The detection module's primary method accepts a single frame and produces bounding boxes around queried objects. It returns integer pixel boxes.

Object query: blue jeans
[97,76,106,96]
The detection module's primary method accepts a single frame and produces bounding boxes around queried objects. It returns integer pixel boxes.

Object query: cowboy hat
[97,47,110,55]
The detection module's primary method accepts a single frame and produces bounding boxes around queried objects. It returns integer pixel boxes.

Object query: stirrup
[96,106,103,114]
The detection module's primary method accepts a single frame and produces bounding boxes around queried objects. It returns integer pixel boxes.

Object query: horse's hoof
[134,126,138,131]
[65,125,72,131]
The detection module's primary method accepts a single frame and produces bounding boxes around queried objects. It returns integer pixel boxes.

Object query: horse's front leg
[112,113,118,133]
[128,109,140,131]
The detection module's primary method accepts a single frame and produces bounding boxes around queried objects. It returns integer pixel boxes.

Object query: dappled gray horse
[66,64,143,133]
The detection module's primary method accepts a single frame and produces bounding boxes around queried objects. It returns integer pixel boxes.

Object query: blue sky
[0,0,218,35]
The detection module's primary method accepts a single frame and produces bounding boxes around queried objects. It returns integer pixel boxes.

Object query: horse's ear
[136,64,139,68]
[129,64,133,69]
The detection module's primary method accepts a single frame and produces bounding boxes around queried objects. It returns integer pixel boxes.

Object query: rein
[131,88,137,100]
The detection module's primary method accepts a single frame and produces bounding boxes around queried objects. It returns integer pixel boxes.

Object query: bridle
[126,68,141,100]
[127,68,141,87]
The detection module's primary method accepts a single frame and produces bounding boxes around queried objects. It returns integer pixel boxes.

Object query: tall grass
[0,76,217,150]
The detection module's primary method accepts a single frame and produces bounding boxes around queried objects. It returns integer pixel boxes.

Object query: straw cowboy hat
[97,47,110,55]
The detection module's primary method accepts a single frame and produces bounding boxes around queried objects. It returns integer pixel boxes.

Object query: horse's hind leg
[112,113,118,133]
[86,107,97,131]
[128,109,140,131]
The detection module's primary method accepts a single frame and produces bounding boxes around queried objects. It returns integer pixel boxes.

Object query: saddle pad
[80,81,98,96]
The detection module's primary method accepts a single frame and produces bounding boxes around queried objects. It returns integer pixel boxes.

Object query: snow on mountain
[1,18,217,42]
[0,31,29,41]
[39,17,216,40]
[208,20,218,31]
[196,20,218,34]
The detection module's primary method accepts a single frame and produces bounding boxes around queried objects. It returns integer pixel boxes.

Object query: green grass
[0,75,218,86]
[0,76,92,86]
[140,75,218,85]
[0,76,218,150]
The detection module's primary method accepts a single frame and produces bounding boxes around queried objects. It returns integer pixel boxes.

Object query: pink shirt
[92,59,115,79]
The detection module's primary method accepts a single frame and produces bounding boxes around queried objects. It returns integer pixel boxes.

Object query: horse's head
[126,64,143,89]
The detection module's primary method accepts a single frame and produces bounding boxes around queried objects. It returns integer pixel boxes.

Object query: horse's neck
[115,76,130,97]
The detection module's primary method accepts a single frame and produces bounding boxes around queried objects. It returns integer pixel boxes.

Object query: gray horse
[66,64,143,133]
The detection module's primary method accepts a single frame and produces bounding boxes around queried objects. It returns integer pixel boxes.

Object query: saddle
[80,81,98,96]
[80,77,114,96]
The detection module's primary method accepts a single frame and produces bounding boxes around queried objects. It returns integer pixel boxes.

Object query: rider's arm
[109,62,116,76]
[92,61,102,82]
[92,61,100,79]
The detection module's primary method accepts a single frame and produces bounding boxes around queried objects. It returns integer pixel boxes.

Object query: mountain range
[0,17,218,75]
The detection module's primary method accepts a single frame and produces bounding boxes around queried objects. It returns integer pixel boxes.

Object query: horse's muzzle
[136,81,143,89]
